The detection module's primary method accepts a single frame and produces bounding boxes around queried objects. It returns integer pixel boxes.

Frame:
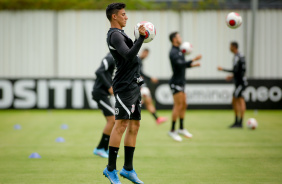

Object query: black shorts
[114,87,142,120]
[233,84,246,98]
[170,84,185,95]
[92,92,115,117]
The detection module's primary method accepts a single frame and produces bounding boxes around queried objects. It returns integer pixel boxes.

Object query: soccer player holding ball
[168,32,202,142]
[103,3,146,184]
[218,42,248,128]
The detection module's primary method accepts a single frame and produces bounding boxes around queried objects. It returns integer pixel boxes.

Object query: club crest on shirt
[115,108,119,115]
[131,104,135,113]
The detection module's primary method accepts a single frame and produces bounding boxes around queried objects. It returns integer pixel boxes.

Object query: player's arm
[217,66,233,81]
[173,54,202,68]
[239,57,246,78]
[171,53,192,68]
[189,55,202,68]
[110,26,146,61]
[217,66,233,73]
[95,59,112,91]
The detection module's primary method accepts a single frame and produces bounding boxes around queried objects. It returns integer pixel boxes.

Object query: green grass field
[0,110,282,184]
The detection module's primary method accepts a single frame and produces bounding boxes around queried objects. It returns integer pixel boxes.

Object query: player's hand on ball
[217,66,223,71]
[193,54,202,61]
[151,77,159,84]
[108,87,114,95]
[138,25,146,36]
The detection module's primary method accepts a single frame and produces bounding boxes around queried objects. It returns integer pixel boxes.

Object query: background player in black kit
[139,48,167,124]
[168,32,202,142]
[218,41,248,128]
[103,3,146,184]
[92,53,115,158]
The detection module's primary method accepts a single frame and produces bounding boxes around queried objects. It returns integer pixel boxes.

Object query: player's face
[230,44,235,53]
[115,9,128,28]
[174,34,182,46]
[141,50,149,59]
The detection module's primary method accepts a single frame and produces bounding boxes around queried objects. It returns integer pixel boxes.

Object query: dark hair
[231,41,238,49]
[106,3,126,21]
[169,32,178,43]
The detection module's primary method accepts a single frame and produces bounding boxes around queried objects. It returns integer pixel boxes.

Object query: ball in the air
[226,12,242,29]
[180,42,193,55]
[246,118,258,130]
[134,21,156,43]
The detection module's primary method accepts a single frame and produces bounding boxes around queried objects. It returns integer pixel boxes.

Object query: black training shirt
[169,46,192,86]
[107,28,145,94]
[92,53,116,95]
[222,52,247,86]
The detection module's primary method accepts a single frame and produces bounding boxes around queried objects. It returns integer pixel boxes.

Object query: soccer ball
[180,42,193,55]
[134,21,156,43]
[246,118,258,130]
[226,12,242,29]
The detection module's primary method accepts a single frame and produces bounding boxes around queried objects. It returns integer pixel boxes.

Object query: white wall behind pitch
[0,10,281,79]
[0,11,55,78]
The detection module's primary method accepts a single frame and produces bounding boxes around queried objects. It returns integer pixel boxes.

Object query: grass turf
[0,110,281,184]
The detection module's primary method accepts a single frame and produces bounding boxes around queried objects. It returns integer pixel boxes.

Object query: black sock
[152,112,158,120]
[179,118,184,129]
[238,117,243,125]
[171,121,176,132]
[123,146,135,171]
[235,116,238,124]
[97,133,110,150]
[107,146,119,171]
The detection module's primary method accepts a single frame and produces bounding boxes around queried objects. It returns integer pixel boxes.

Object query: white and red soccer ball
[134,21,156,43]
[226,12,242,29]
[180,42,193,55]
[246,118,258,130]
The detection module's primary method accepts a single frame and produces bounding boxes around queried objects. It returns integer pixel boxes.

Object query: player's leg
[230,85,245,128]
[230,85,241,128]
[142,89,167,124]
[230,98,242,128]
[177,93,192,138]
[119,95,144,184]
[168,92,183,141]
[231,97,239,124]
[237,97,246,126]
[93,96,115,158]
[94,115,115,157]
[123,120,140,170]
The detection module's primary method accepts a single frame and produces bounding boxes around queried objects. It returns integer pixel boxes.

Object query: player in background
[139,48,167,124]
[218,41,247,128]
[168,32,202,142]
[92,53,115,158]
[103,3,146,184]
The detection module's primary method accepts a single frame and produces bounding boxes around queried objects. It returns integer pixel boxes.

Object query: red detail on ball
[235,12,240,16]
[146,24,153,31]
[145,31,149,39]
[229,20,236,26]
[140,21,148,24]
[181,49,186,54]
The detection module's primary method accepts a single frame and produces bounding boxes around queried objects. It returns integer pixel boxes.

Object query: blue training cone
[29,152,41,159]
[56,137,65,143]
[61,124,68,129]
[14,124,21,130]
